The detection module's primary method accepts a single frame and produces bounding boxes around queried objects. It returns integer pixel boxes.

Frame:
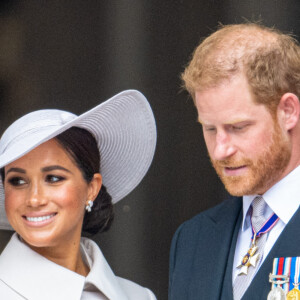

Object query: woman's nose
[26,183,47,207]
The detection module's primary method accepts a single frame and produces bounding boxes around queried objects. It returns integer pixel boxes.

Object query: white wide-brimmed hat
[0,90,156,230]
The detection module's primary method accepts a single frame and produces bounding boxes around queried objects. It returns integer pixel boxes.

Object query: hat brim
[0,90,157,230]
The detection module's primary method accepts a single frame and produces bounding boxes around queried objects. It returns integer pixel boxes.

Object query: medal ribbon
[277,257,285,280]
[250,212,279,240]
[270,257,300,293]
[271,257,284,289]
[268,257,291,298]
[289,257,300,291]
[283,257,292,293]
[273,257,291,293]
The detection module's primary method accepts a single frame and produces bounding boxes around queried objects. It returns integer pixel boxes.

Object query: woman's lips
[22,213,57,227]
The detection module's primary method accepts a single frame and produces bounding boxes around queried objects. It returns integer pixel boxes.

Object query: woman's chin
[19,231,58,249]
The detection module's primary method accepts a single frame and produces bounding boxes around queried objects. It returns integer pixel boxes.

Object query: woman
[0,90,157,300]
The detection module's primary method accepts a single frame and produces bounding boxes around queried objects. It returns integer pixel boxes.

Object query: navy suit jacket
[169,196,300,300]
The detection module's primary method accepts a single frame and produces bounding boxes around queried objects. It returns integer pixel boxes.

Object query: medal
[237,212,279,276]
[287,258,300,299]
[237,236,260,275]
[268,257,300,299]
[267,286,286,300]
[286,286,300,300]
[267,274,289,300]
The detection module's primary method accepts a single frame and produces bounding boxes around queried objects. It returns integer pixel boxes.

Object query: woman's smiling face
[3,138,93,249]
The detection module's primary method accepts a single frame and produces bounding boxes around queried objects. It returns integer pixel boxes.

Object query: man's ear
[277,93,300,131]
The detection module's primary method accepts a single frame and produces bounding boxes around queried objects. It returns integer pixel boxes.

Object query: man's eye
[232,124,249,131]
[7,177,26,186]
[203,126,216,132]
[233,125,244,130]
[45,175,65,183]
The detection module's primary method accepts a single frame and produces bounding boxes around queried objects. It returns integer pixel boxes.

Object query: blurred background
[0,1,299,299]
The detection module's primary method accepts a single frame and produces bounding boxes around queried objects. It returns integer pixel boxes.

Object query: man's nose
[213,132,236,161]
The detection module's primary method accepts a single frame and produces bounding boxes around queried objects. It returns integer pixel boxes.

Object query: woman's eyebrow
[41,165,72,173]
[6,167,26,175]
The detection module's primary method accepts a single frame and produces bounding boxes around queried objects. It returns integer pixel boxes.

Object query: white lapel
[0,233,85,300]
[0,234,131,300]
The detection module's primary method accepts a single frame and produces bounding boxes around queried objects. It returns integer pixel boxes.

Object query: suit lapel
[189,197,242,299]
[243,206,300,299]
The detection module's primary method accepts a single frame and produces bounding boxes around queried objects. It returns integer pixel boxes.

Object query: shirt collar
[241,165,300,231]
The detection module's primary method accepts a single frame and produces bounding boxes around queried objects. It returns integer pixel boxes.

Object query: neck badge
[237,213,279,276]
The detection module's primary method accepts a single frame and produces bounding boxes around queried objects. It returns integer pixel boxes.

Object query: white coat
[0,234,156,300]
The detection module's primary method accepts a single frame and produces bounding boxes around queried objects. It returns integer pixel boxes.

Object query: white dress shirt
[0,234,156,300]
[232,165,300,282]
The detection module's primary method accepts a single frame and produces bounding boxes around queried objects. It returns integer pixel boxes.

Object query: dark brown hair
[54,127,114,235]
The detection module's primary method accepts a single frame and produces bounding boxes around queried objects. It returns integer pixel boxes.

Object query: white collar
[0,234,127,300]
[242,165,300,231]
[80,237,128,300]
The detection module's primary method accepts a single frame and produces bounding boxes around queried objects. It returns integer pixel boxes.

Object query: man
[169,23,300,300]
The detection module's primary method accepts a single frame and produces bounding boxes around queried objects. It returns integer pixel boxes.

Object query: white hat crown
[0,110,76,160]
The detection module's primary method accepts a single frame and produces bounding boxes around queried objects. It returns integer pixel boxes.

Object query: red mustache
[212,158,252,168]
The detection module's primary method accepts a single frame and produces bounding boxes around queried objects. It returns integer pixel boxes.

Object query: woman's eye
[45,175,65,183]
[7,177,26,186]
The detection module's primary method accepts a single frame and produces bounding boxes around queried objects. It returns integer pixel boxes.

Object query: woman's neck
[25,235,90,277]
